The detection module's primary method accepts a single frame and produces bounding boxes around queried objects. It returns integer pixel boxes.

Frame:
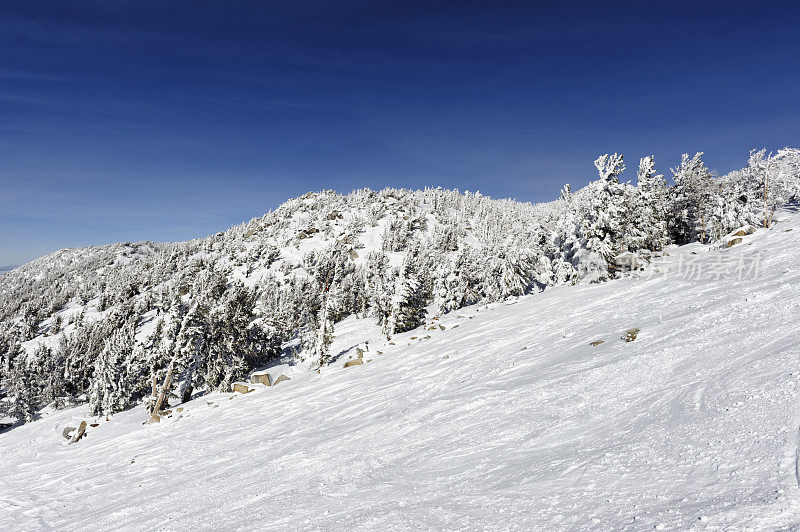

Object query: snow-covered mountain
[2,206,799,529]
[1,149,800,427]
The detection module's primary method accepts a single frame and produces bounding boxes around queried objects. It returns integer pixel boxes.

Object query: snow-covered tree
[670,152,715,243]
[387,251,428,335]
[634,155,671,251]
[89,325,135,417]
[573,154,630,281]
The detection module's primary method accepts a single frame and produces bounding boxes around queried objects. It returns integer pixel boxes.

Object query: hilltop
[1,148,799,425]
[2,205,799,529]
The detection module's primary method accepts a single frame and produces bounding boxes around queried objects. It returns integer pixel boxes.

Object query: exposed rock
[344,359,363,368]
[589,340,605,346]
[251,373,270,385]
[62,426,76,440]
[622,328,640,342]
[732,226,756,236]
[273,375,291,385]
[726,237,743,248]
[233,382,256,394]
[69,421,87,444]
[251,364,290,386]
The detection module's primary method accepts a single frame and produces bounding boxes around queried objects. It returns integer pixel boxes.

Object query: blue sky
[1,0,799,265]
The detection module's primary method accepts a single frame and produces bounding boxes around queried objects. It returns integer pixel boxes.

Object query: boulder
[726,237,743,248]
[250,373,270,385]
[732,226,756,236]
[273,374,291,385]
[233,382,256,394]
[621,328,640,342]
[62,426,76,440]
[589,340,605,346]
[344,359,363,368]
[251,364,290,386]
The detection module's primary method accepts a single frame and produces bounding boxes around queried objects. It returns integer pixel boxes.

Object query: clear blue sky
[1,1,799,265]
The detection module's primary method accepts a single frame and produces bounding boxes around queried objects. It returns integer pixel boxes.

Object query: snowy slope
[2,209,800,530]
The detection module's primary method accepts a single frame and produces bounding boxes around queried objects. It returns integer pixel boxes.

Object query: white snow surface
[3,210,800,530]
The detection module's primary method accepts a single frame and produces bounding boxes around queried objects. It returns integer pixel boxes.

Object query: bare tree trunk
[148,362,174,423]
[700,213,706,244]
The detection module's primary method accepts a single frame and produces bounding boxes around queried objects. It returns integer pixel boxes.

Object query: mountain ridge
[1,149,799,425]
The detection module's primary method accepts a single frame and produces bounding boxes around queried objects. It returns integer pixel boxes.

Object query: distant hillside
[0,147,799,424]
[3,206,800,529]
[0,265,17,273]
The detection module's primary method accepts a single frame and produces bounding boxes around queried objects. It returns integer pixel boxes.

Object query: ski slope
[2,209,800,530]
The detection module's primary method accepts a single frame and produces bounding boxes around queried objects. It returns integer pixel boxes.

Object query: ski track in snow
[2,212,800,530]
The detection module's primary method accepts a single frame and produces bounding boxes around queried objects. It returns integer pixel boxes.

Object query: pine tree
[388,252,428,334]
[173,298,211,404]
[573,154,628,281]
[3,346,37,422]
[313,291,333,368]
[89,325,135,417]
[634,155,671,251]
[670,152,715,243]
